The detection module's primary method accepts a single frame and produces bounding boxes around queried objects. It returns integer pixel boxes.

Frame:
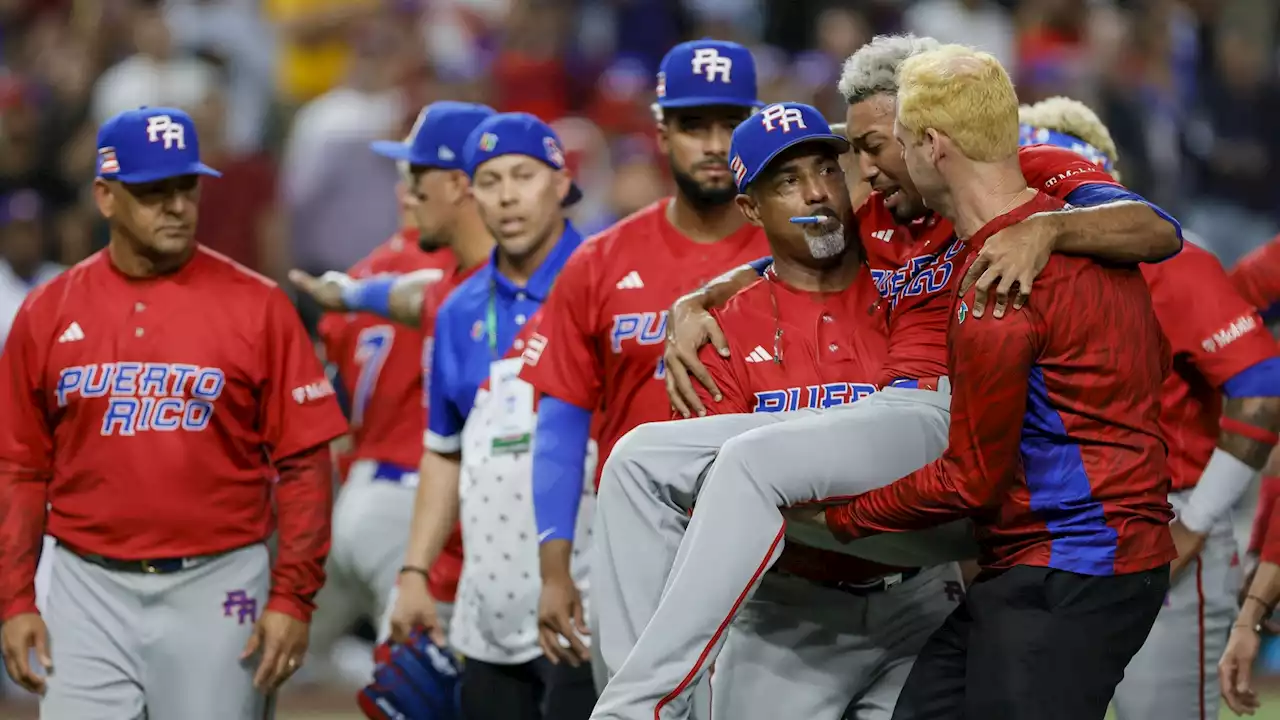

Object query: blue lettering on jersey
[751,383,877,412]
[57,362,227,436]
[872,240,965,310]
[654,356,666,380]
[610,311,668,353]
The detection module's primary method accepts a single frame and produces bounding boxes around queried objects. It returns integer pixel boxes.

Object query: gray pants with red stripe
[591,383,978,720]
[1111,489,1241,720]
[40,543,274,720]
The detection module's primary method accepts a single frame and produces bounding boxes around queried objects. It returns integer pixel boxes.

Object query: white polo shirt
[448,373,597,666]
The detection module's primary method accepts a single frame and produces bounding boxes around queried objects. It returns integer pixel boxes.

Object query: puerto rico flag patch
[98,147,120,174]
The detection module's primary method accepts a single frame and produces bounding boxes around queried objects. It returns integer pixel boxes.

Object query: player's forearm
[687,263,766,312]
[1182,395,1280,534]
[268,445,334,623]
[826,464,975,541]
[403,450,462,570]
[1047,201,1181,263]
[0,465,47,620]
[1238,559,1280,626]
[342,271,439,327]
[531,397,590,577]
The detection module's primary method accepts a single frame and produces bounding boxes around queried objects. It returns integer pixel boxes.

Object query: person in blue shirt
[386,112,594,719]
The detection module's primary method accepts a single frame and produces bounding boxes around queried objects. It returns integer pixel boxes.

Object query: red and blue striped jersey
[831,191,1176,575]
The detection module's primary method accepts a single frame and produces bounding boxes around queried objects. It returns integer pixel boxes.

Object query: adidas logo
[615,271,644,290]
[871,229,894,243]
[58,322,85,343]
[745,345,773,363]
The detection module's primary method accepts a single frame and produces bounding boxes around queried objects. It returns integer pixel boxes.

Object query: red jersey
[1231,233,1280,312]
[694,267,909,583]
[318,232,456,470]
[421,257,487,605]
[519,199,769,485]
[832,192,1176,575]
[1142,243,1277,491]
[0,247,347,619]
[863,144,1114,385]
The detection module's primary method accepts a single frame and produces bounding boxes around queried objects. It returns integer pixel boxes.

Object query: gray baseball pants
[1112,489,1242,720]
[40,543,273,720]
[591,381,975,720]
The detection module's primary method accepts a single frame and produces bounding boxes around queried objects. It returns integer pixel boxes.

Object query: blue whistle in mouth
[790,216,824,225]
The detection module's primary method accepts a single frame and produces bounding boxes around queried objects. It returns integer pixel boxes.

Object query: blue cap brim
[370,140,417,162]
[112,163,222,184]
[741,135,850,191]
[658,97,760,109]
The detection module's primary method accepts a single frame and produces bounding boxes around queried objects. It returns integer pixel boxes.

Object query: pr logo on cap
[478,133,498,152]
[145,115,187,150]
[543,137,565,169]
[691,48,733,83]
[760,104,807,133]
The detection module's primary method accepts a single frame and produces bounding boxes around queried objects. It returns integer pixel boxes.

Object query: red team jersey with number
[318,231,456,470]
[519,199,769,485]
[694,267,912,583]
[0,247,348,618]
[1141,244,1276,490]
[833,193,1176,574]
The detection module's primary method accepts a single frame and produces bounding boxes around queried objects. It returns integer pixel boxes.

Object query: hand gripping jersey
[694,266,914,583]
[318,231,457,471]
[519,199,769,485]
[861,144,1132,386]
[0,247,348,617]
[1141,243,1276,491]
[838,192,1176,575]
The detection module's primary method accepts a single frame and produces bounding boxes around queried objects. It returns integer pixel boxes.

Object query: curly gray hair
[837,34,941,105]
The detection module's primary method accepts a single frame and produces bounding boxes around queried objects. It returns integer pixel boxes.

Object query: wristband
[341,274,396,317]
[1220,416,1280,446]
[1246,593,1276,613]
[399,566,429,580]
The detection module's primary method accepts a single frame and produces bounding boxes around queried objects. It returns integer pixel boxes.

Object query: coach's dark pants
[460,655,596,720]
[891,564,1169,720]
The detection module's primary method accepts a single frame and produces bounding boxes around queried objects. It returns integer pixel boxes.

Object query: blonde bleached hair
[896,44,1019,162]
[1018,96,1122,182]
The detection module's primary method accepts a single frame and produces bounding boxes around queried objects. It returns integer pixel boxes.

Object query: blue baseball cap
[96,107,220,183]
[464,113,583,207]
[729,103,849,192]
[1018,123,1114,172]
[371,101,496,170]
[656,39,758,109]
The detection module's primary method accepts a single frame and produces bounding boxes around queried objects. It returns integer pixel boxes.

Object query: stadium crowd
[2,0,1280,717]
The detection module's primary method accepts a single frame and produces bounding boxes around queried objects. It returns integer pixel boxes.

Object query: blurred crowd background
[2,0,1279,303]
[2,0,1280,713]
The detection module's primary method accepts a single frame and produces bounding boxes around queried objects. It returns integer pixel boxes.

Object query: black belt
[782,567,922,597]
[74,552,207,575]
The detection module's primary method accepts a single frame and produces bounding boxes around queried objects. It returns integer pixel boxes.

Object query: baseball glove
[358,630,462,720]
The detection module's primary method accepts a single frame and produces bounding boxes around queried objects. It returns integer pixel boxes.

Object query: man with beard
[289,102,497,647]
[589,35,1183,720]
[513,40,769,704]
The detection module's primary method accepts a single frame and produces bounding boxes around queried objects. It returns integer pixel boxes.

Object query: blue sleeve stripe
[1223,357,1280,398]
[747,256,773,276]
[532,395,592,544]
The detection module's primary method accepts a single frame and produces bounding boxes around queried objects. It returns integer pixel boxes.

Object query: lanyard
[485,278,499,359]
